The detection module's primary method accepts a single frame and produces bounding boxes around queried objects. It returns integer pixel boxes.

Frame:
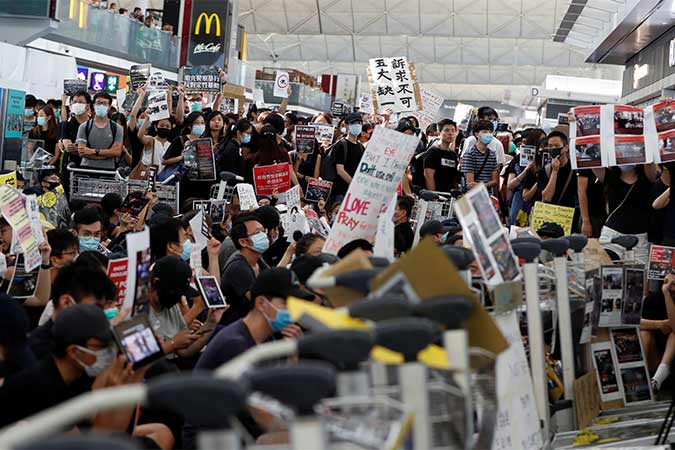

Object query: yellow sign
[0,171,17,188]
[194,12,221,36]
[530,201,575,235]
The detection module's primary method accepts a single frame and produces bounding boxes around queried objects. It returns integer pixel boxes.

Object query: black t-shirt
[219,253,269,326]
[604,168,653,234]
[218,139,244,177]
[29,127,58,156]
[394,221,414,253]
[61,117,88,167]
[195,319,256,370]
[333,139,364,196]
[28,319,53,361]
[577,169,606,217]
[163,135,187,160]
[423,146,459,192]
[506,155,537,193]
[0,357,92,427]
[536,162,576,208]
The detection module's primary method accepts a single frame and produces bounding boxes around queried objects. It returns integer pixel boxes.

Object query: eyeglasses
[247,228,267,237]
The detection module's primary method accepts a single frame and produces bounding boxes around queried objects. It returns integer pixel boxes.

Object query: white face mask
[74,345,115,377]
[71,103,86,116]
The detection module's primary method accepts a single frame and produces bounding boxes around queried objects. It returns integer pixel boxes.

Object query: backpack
[319,140,342,182]
[84,119,117,148]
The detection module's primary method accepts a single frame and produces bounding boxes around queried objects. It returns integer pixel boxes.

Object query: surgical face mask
[480,133,493,145]
[181,240,192,261]
[241,133,251,144]
[509,142,517,155]
[94,105,108,118]
[191,102,203,112]
[264,300,293,332]
[104,307,119,321]
[75,345,115,377]
[349,124,362,136]
[24,108,34,117]
[79,236,100,252]
[620,164,636,173]
[37,117,47,127]
[250,231,270,254]
[71,103,86,116]
[191,124,205,136]
[156,127,171,139]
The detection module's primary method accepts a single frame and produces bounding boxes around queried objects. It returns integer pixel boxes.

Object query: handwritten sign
[409,87,444,132]
[530,201,575,235]
[323,125,419,255]
[236,184,258,211]
[0,186,41,273]
[0,171,17,188]
[368,57,421,113]
[253,163,291,196]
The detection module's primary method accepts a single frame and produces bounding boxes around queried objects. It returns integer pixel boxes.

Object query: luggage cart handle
[215,339,298,379]
[66,163,119,177]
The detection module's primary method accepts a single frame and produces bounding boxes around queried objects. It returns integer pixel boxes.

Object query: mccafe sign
[188,0,229,67]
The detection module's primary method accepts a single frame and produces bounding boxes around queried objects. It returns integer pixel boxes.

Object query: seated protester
[657,275,675,391]
[294,234,325,258]
[148,257,221,364]
[73,206,103,253]
[337,239,374,259]
[47,228,79,278]
[29,105,61,166]
[424,119,461,192]
[461,120,499,191]
[256,205,289,268]
[219,213,271,326]
[100,193,125,237]
[536,132,577,221]
[0,295,38,382]
[76,92,123,170]
[419,219,452,245]
[150,216,192,262]
[394,196,415,253]
[30,262,117,360]
[652,162,675,246]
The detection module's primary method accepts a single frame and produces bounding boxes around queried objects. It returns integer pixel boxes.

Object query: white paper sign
[147,91,169,122]
[0,186,41,273]
[368,57,419,113]
[492,311,543,450]
[117,89,127,112]
[323,125,420,255]
[237,183,258,211]
[189,210,208,251]
[0,253,6,277]
[273,70,290,98]
[453,103,474,132]
[409,87,444,132]
[124,227,150,312]
[373,193,397,260]
[286,185,301,212]
[287,208,310,243]
[24,195,44,245]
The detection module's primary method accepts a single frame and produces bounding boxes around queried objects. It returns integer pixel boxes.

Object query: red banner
[107,258,129,309]
[253,163,291,196]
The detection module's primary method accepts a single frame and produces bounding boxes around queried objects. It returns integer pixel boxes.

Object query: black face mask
[156,128,172,139]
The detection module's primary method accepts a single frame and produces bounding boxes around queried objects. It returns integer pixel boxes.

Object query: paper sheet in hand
[0,186,42,272]
[147,91,170,122]
[237,184,258,211]
[273,71,289,98]
[190,210,209,250]
[124,227,150,312]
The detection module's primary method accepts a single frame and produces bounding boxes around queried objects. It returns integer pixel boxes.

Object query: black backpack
[319,140,342,182]
[84,119,117,148]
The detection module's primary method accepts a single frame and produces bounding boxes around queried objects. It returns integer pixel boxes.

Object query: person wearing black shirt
[578,169,606,238]
[394,196,415,254]
[506,128,546,226]
[536,131,576,209]
[333,113,365,200]
[59,91,91,192]
[652,163,675,245]
[424,119,460,192]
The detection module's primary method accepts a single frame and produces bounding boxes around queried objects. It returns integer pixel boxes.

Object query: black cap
[152,256,192,298]
[152,202,174,217]
[52,304,114,347]
[256,205,280,230]
[0,294,37,370]
[344,112,362,124]
[419,219,450,238]
[396,119,416,134]
[538,222,565,239]
[264,113,285,135]
[251,267,315,301]
[291,256,325,284]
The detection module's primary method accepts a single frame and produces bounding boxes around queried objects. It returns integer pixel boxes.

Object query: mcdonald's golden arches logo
[194,12,221,36]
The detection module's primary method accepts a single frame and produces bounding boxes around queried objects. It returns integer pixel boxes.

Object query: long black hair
[204,110,227,144]
[181,111,204,136]
[225,118,252,142]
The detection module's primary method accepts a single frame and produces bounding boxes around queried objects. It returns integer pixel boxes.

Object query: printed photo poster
[358,93,373,114]
[314,125,335,145]
[409,87,444,132]
[287,206,310,244]
[294,125,316,154]
[129,64,151,90]
[7,254,39,299]
[645,99,675,163]
[621,268,644,326]
[610,328,653,404]
[107,258,129,309]
[648,244,675,280]
[367,57,421,113]
[194,138,216,181]
[579,300,594,345]
[63,79,87,96]
[0,186,41,273]
[305,178,333,203]
[570,105,604,169]
[606,104,649,167]
[599,266,623,327]
[591,341,623,402]
[253,163,291,196]
[209,200,227,224]
[454,185,521,286]
[147,91,170,122]
[133,247,153,316]
[323,125,420,255]
[123,227,150,312]
[236,184,258,211]
[519,145,536,167]
[491,311,543,450]
[453,103,474,132]
[273,70,290,98]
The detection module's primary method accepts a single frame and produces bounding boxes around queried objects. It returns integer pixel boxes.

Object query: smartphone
[543,152,552,166]
[113,315,164,369]
[196,276,228,308]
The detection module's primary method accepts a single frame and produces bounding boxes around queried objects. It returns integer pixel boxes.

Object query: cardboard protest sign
[63,79,87,96]
[368,57,422,113]
[236,184,258,211]
[129,64,151,90]
[574,372,601,430]
[220,84,246,115]
[454,185,521,286]
[147,91,170,122]
[409,87,444,132]
[273,70,289,98]
[253,163,291,196]
[648,244,675,279]
[0,186,42,273]
[491,311,543,450]
[323,125,420,255]
[314,125,334,144]
[305,178,332,203]
[294,125,316,154]
[192,138,216,181]
[530,201,575,235]
[107,258,129,309]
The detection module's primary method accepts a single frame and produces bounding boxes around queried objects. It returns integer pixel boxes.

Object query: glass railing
[0,0,51,17]
[51,0,178,70]
[256,80,332,112]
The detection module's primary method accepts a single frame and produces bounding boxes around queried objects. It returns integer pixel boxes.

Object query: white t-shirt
[461,135,505,164]
[142,139,170,171]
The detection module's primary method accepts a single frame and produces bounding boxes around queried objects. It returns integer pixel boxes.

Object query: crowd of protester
[4,79,675,447]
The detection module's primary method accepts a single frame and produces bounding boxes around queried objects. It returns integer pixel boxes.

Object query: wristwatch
[95,149,101,156]
[40,263,52,270]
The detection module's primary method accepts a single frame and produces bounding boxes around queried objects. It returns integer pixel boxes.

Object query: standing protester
[536,131,578,230]
[652,162,675,246]
[461,106,506,165]
[333,113,365,201]
[76,92,123,170]
[394,196,415,254]
[461,120,499,190]
[506,128,545,226]
[29,106,61,166]
[424,119,460,192]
